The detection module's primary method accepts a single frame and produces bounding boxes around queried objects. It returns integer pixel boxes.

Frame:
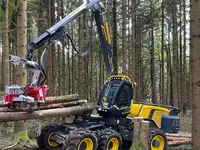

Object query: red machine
[3,54,49,110]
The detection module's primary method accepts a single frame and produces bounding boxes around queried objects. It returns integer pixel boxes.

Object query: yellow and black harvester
[13,0,179,149]
[37,75,179,150]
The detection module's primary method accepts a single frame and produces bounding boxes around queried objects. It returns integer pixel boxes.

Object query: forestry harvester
[3,0,180,149]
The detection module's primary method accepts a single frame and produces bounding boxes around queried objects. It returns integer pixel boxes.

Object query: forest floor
[0,111,192,150]
[168,110,192,150]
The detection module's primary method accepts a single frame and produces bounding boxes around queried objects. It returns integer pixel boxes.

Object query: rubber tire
[148,128,167,150]
[122,140,132,150]
[97,128,123,150]
[36,125,62,150]
[62,129,98,150]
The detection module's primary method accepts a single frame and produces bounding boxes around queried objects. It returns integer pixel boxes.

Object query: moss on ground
[130,136,146,150]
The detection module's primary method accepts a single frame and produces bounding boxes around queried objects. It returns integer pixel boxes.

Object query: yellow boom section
[128,104,170,128]
[104,23,111,44]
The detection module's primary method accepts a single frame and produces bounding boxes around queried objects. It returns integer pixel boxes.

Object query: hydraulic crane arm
[26,0,113,76]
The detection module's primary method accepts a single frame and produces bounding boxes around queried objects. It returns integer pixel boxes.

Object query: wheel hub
[107,138,119,150]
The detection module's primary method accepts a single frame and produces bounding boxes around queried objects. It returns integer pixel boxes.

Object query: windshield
[99,82,120,105]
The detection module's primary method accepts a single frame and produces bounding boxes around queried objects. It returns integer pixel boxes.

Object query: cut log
[167,136,191,141]
[0,105,94,122]
[33,100,87,110]
[166,133,191,138]
[0,103,8,108]
[0,107,13,112]
[168,138,191,146]
[0,107,14,112]
[0,100,87,112]
[167,132,192,146]
[45,94,79,104]
[0,94,79,108]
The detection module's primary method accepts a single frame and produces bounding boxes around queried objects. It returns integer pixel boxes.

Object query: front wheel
[148,128,167,150]
[36,125,62,150]
[62,129,98,150]
[97,128,123,150]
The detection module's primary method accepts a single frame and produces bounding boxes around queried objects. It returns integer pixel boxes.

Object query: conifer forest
[0,0,200,150]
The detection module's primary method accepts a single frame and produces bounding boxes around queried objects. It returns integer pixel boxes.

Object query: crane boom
[26,0,113,76]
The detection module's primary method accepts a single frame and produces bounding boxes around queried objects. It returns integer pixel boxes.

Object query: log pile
[0,94,94,122]
[167,132,191,146]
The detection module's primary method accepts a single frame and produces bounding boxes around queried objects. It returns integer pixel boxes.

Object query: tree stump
[130,117,149,150]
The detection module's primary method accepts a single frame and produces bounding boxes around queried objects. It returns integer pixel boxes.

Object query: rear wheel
[98,129,122,150]
[62,129,98,150]
[36,125,61,150]
[148,128,167,150]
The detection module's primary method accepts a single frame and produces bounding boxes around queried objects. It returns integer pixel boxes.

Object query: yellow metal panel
[128,104,143,118]
[138,105,170,127]
[128,104,170,127]
[108,75,132,84]
[152,110,170,128]
[138,106,153,118]
[104,24,111,44]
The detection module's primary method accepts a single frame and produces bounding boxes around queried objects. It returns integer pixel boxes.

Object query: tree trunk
[179,0,183,110]
[190,0,200,149]
[182,0,187,112]
[150,29,157,104]
[112,0,118,75]
[150,2,157,104]
[130,0,136,100]
[1,0,10,90]
[172,1,179,107]
[122,0,127,75]
[161,0,165,104]
[14,0,36,148]
[47,0,55,96]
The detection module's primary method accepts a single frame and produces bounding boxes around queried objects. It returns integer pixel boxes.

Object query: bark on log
[0,107,13,112]
[167,137,191,141]
[45,94,79,104]
[0,94,79,108]
[168,138,191,146]
[166,133,191,138]
[0,103,8,108]
[36,100,87,110]
[0,100,87,112]
[0,105,94,122]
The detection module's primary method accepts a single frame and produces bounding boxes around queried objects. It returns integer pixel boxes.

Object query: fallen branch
[0,105,94,122]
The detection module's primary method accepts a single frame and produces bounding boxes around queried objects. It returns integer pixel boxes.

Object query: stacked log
[167,133,192,146]
[0,94,94,122]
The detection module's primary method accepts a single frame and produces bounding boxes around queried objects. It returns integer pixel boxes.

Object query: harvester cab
[97,75,133,117]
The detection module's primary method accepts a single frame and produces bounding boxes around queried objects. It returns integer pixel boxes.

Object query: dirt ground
[0,111,192,150]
